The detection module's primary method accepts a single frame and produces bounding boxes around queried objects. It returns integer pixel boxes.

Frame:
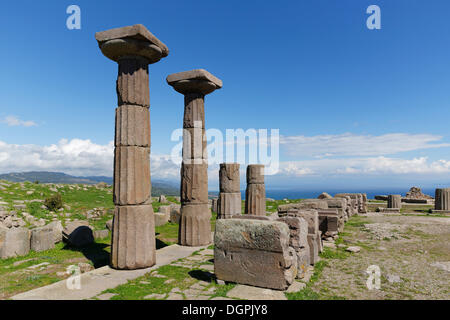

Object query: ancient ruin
[245,165,266,216]
[218,163,241,219]
[167,69,222,246]
[96,24,169,269]
[434,188,450,212]
[388,195,402,209]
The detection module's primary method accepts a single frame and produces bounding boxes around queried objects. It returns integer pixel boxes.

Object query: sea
[208,188,436,200]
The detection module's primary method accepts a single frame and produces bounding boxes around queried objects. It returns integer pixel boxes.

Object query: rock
[97,293,117,300]
[144,293,166,300]
[93,229,109,239]
[154,212,169,227]
[0,227,31,259]
[62,221,94,247]
[346,246,361,253]
[31,226,55,252]
[406,187,433,200]
[47,220,63,243]
[158,195,167,203]
[96,182,109,189]
[214,219,295,290]
[226,285,287,300]
[387,274,401,284]
[431,261,450,272]
[169,204,181,224]
[317,192,332,199]
[286,281,306,293]
[78,262,94,273]
[106,219,113,231]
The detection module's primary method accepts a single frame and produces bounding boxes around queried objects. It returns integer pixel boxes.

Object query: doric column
[435,188,450,210]
[96,24,169,269]
[387,195,402,209]
[218,163,241,219]
[167,69,222,246]
[245,164,266,216]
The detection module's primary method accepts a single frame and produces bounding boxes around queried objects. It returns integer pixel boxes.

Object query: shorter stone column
[245,165,266,216]
[387,195,402,209]
[435,188,450,211]
[218,163,241,219]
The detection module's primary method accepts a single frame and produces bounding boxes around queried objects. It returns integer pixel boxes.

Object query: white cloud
[280,133,450,158]
[2,115,37,127]
[277,157,450,177]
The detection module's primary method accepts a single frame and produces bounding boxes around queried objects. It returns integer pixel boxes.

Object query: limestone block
[115,105,150,147]
[47,220,63,244]
[218,192,241,219]
[277,216,308,249]
[178,203,211,246]
[169,204,181,224]
[246,165,265,184]
[317,192,332,199]
[318,210,339,235]
[0,227,31,259]
[154,212,169,227]
[114,146,151,205]
[387,195,402,209]
[287,209,319,235]
[214,219,295,290]
[31,226,55,252]
[219,163,240,193]
[307,234,319,265]
[180,163,208,204]
[245,183,266,216]
[232,215,271,221]
[111,204,155,269]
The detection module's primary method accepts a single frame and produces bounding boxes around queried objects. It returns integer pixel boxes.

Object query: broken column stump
[245,165,266,216]
[218,163,241,219]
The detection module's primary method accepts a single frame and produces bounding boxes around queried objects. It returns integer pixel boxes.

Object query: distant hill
[0,171,179,196]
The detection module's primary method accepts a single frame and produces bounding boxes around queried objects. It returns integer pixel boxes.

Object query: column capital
[95,24,169,64]
[167,69,222,95]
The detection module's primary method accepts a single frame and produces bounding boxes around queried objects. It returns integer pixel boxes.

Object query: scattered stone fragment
[387,274,401,284]
[226,285,287,300]
[346,246,361,253]
[286,281,306,293]
[144,293,166,300]
[97,293,118,300]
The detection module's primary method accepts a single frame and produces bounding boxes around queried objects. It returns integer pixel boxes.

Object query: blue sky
[1,0,450,191]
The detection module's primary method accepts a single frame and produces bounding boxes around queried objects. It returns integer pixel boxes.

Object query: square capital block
[167,69,222,95]
[96,24,169,63]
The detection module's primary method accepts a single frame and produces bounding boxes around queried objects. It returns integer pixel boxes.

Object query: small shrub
[44,193,63,211]
[34,180,40,184]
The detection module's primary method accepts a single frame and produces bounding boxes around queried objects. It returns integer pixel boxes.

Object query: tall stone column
[435,188,450,210]
[96,24,169,269]
[387,195,402,209]
[218,163,241,219]
[245,165,266,216]
[167,69,222,246]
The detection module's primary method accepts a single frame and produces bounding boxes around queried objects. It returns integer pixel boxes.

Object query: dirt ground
[310,213,450,300]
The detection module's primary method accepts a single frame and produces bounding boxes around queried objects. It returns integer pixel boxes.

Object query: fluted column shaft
[218,163,241,219]
[245,164,266,216]
[387,194,402,209]
[435,188,450,211]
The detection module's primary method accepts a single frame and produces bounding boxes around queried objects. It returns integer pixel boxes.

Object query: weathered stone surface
[93,229,109,240]
[232,215,271,221]
[154,212,169,227]
[226,284,287,300]
[388,195,402,209]
[435,188,450,211]
[318,210,339,235]
[106,219,113,231]
[114,146,151,205]
[217,192,241,219]
[178,203,211,246]
[245,183,266,216]
[246,164,265,184]
[31,226,55,252]
[63,221,94,248]
[115,105,150,146]
[182,95,206,129]
[286,209,319,235]
[219,163,240,193]
[96,24,169,63]
[277,216,308,249]
[182,127,207,160]
[214,219,295,290]
[166,69,222,95]
[47,220,63,244]
[406,187,433,200]
[116,57,150,107]
[0,227,31,259]
[170,204,181,224]
[111,204,155,269]
[317,192,332,199]
[299,199,329,210]
[296,246,310,278]
[307,234,319,265]
[180,163,208,204]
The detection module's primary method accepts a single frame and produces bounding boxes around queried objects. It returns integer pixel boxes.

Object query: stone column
[245,165,266,216]
[435,188,450,210]
[218,163,241,219]
[96,24,169,269]
[167,69,222,246]
[387,195,402,209]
